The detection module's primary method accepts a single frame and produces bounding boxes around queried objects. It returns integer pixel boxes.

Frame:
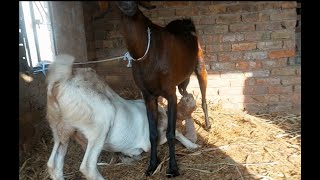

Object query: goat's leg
[195,60,211,130]
[47,128,70,180]
[144,95,159,176]
[185,117,197,143]
[175,130,199,149]
[178,78,190,97]
[166,94,179,177]
[79,127,107,180]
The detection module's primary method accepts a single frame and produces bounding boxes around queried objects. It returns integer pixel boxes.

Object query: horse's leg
[178,78,190,97]
[144,94,159,176]
[165,93,179,177]
[195,59,211,130]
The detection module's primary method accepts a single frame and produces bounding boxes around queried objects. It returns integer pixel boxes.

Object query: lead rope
[34,27,151,75]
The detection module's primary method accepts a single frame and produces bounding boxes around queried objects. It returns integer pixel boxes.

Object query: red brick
[210,62,235,71]
[106,31,122,39]
[245,31,271,41]
[257,41,283,50]
[271,67,297,76]
[281,2,297,9]
[244,103,268,113]
[227,4,257,13]
[157,9,175,17]
[165,1,189,7]
[230,23,255,32]
[212,34,224,43]
[204,25,228,34]
[270,9,297,21]
[95,40,103,49]
[199,16,216,25]
[269,85,293,94]
[246,78,256,86]
[256,2,281,11]
[244,95,279,103]
[235,61,262,71]
[271,30,295,39]
[208,4,227,14]
[206,44,231,53]
[268,50,295,59]
[268,102,292,112]
[294,85,301,93]
[281,20,297,30]
[204,53,218,62]
[151,19,165,26]
[281,77,301,85]
[244,51,268,60]
[244,70,270,78]
[218,52,243,61]
[292,93,301,104]
[190,1,212,6]
[261,59,288,69]
[103,40,113,48]
[283,39,296,50]
[255,77,281,86]
[242,13,259,22]
[223,33,245,42]
[232,42,257,51]
[296,67,301,76]
[175,8,198,16]
[258,12,270,21]
[255,22,282,31]
[216,14,241,24]
[279,94,292,102]
[244,86,268,95]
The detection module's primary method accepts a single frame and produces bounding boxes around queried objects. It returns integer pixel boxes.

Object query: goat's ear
[138,1,156,10]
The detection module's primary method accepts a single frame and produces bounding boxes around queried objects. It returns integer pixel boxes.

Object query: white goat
[46,54,199,180]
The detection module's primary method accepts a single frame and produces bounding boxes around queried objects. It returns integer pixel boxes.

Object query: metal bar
[19,2,33,73]
[48,1,57,56]
[29,1,42,64]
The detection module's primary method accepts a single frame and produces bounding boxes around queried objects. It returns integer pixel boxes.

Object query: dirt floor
[19,100,301,180]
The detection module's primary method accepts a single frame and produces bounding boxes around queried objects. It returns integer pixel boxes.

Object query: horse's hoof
[145,164,158,176]
[204,125,211,131]
[166,167,180,178]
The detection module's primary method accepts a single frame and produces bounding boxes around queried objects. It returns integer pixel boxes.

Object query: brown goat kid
[114,1,210,177]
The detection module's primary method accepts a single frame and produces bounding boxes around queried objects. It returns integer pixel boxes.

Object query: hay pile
[19,100,300,180]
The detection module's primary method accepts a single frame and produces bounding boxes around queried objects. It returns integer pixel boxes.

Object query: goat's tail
[46,54,75,97]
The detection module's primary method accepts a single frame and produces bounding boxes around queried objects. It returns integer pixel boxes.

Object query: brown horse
[114,1,210,177]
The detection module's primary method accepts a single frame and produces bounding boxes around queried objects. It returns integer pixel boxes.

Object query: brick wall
[82,1,300,113]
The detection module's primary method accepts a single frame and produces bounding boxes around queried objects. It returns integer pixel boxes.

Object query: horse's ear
[138,1,156,10]
[97,1,109,12]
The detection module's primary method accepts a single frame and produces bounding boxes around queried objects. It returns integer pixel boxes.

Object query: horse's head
[116,1,156,16]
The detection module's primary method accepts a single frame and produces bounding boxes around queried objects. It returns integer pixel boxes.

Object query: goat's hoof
[166,167,180,178]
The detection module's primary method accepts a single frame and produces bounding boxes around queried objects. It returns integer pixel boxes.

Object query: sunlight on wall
[178,73,247,110]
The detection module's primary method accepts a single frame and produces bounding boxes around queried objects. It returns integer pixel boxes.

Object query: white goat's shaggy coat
[46,54,199,180]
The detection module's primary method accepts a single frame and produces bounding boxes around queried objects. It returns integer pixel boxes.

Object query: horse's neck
[122,12,149,58]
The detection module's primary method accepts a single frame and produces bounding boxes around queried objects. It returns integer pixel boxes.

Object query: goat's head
[116,1,156,16]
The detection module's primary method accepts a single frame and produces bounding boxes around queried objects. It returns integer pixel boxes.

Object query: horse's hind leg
[178,78,190,97]
[195,59,211,130]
